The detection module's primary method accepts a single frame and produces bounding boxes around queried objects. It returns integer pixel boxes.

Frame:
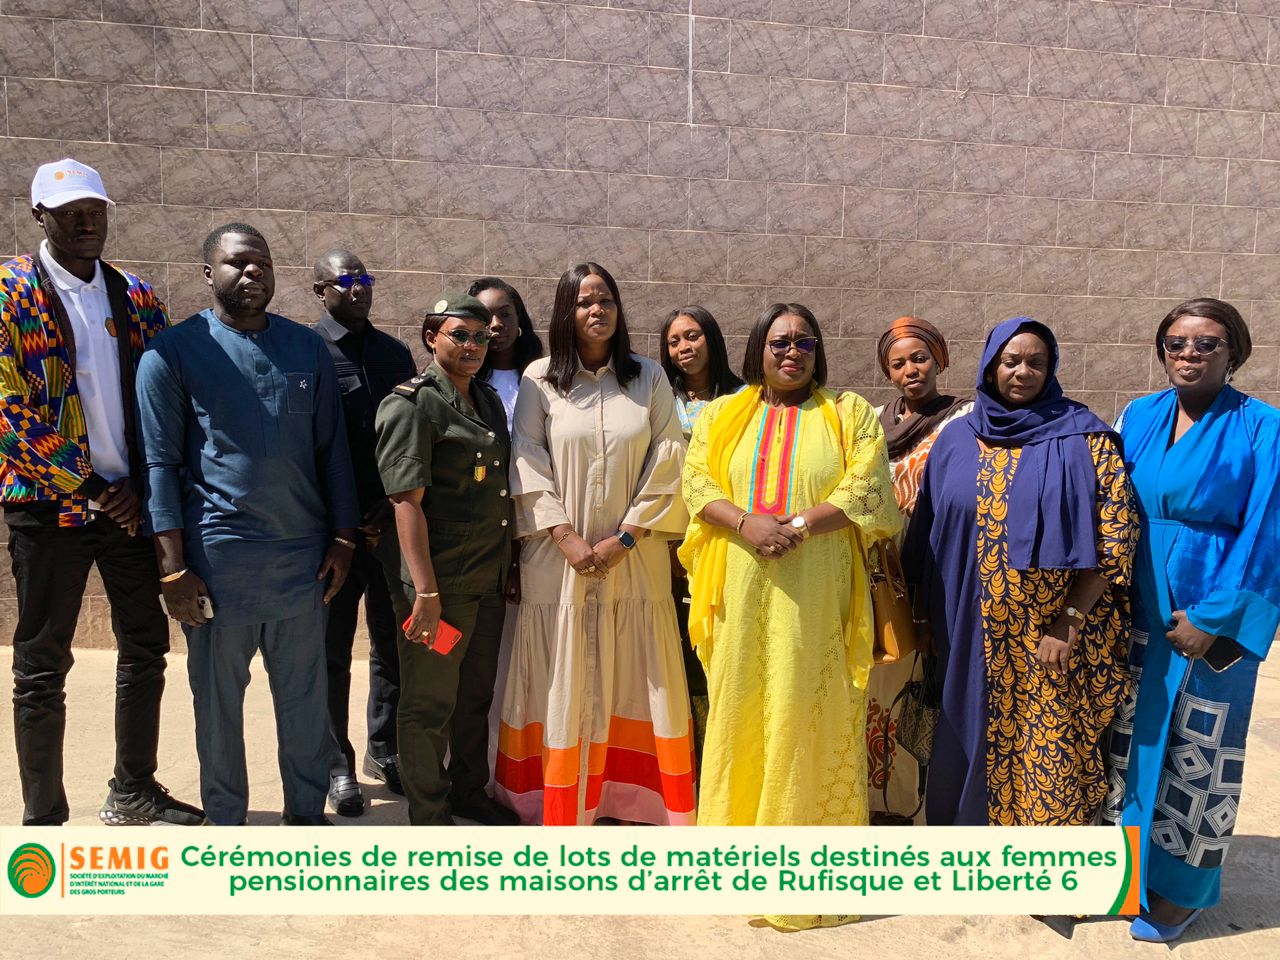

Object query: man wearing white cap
[0,158,203,826]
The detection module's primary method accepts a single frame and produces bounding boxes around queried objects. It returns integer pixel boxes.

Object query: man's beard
[216,288,266,313]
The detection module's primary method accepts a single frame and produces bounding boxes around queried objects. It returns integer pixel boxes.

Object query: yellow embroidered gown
[681,389,900,929]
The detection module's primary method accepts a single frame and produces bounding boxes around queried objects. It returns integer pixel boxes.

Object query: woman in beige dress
[493,262,695,825]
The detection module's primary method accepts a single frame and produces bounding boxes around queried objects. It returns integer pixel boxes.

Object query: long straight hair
[659,305,744,399]
[544,262,641,394]
[467,276,545,377]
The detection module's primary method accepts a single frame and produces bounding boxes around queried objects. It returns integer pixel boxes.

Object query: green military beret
[426,292,491,325]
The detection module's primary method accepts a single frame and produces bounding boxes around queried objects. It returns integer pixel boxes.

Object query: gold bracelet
[734,511,749,534]
[158,568,188,583]
[333,536,356,549]
[554,528,574,544]
[416,591,440,599]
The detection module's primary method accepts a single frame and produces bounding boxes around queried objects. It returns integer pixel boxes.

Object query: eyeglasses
[323,274,376,290]
[442,329,492,347]
[1162,335,1226,357]
[766,337,819,357]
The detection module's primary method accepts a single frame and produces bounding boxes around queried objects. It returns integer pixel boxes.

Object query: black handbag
[876,652,941,824]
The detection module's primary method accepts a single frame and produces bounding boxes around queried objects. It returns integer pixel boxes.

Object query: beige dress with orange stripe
[494,356,695,825]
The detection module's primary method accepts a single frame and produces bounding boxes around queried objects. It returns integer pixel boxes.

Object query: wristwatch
[790,516,810,539]
[1064,605,1085,626]
[615,530,637,550]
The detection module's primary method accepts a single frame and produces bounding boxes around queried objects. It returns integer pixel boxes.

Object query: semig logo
[8,843,55,898]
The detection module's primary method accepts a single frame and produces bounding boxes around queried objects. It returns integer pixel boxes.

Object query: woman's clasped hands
[738,512,807,560]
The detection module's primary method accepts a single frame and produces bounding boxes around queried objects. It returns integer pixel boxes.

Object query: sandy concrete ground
[1,645,1277,959]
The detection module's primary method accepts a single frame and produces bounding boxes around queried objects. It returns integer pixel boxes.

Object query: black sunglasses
[441,328,493,347]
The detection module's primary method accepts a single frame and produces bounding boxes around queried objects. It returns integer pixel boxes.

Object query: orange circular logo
[8,843,55,898]
[54,171,65,181]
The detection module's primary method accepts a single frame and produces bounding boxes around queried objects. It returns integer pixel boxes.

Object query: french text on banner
[1,826,1141,917]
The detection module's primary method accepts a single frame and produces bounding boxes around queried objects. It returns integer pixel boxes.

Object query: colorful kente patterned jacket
[0,253,168,526]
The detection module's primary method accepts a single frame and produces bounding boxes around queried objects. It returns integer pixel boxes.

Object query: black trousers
[390,588,504,826]
[324,543,401,778]
[6,512,170,825]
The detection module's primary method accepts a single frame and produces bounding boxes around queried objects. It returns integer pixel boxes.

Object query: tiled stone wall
[3,1,1279,645]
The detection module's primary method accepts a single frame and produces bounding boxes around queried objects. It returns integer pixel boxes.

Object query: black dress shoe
[363,754,404,796]
[281,812,333,825]
[450,793,520,826]
[328,775,365,817]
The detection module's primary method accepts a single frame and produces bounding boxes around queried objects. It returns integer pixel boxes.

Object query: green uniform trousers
[391,588,505,826]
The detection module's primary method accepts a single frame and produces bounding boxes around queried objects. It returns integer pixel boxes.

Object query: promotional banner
[2,826,1141,917]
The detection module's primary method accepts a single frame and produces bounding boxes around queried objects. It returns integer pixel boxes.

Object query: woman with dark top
[467,276,545,789]
[659,305,743,766]
[1101,299,1280,942]
[906,317,1138,828]
[468,276,545,433]
[867,316,971,822]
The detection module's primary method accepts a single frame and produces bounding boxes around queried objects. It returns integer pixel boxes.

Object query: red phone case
[402,615,463,655]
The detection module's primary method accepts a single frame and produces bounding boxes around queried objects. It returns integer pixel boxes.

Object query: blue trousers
[185,606,329,824]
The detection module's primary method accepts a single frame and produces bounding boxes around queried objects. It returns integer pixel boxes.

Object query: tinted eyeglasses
[767,336,819,357]
[441,328,492,347]
[1162,335,1226,357]
[323,274,376,290]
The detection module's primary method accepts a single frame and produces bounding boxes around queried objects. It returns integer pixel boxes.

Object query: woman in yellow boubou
[678,303,900,930]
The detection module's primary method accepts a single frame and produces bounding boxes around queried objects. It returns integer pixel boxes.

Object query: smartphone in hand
[402,615,462,655]
[158,594,214,620]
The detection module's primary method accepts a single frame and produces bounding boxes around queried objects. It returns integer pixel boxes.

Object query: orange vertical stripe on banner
[1121,825,1142,915]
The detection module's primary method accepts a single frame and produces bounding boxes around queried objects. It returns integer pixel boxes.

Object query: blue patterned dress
[1102,386,1280,909]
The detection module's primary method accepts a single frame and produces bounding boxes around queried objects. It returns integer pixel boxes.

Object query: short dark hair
[741,303,828,388]
[659,305,744,399]
[544,262,641,394]
[1156,297,1252,370]
[467,276,546,377]
[203,221,266,264]
[312,248,362,280]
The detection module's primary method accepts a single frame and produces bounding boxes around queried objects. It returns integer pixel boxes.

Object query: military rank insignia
[474,465,487,482]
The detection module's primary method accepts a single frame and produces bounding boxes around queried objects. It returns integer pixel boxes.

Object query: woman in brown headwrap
[866,316,972,823]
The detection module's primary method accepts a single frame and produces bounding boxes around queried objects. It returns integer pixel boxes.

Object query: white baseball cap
[30,158,114,210]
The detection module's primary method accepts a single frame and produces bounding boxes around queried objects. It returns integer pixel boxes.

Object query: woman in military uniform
[374,293,518,826]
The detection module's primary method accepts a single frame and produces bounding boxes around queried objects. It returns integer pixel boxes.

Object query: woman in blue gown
[1102,298,1280,942]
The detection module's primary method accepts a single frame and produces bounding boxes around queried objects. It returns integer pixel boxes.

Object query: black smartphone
[1202,637,1243,673]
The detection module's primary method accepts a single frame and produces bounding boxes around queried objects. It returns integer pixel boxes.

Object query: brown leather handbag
[864,537,916,665]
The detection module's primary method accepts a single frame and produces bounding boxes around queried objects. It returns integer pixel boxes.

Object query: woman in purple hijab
[904,317,1139,826]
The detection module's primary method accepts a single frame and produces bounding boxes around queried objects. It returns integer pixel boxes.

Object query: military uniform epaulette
[392,374,430,398]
